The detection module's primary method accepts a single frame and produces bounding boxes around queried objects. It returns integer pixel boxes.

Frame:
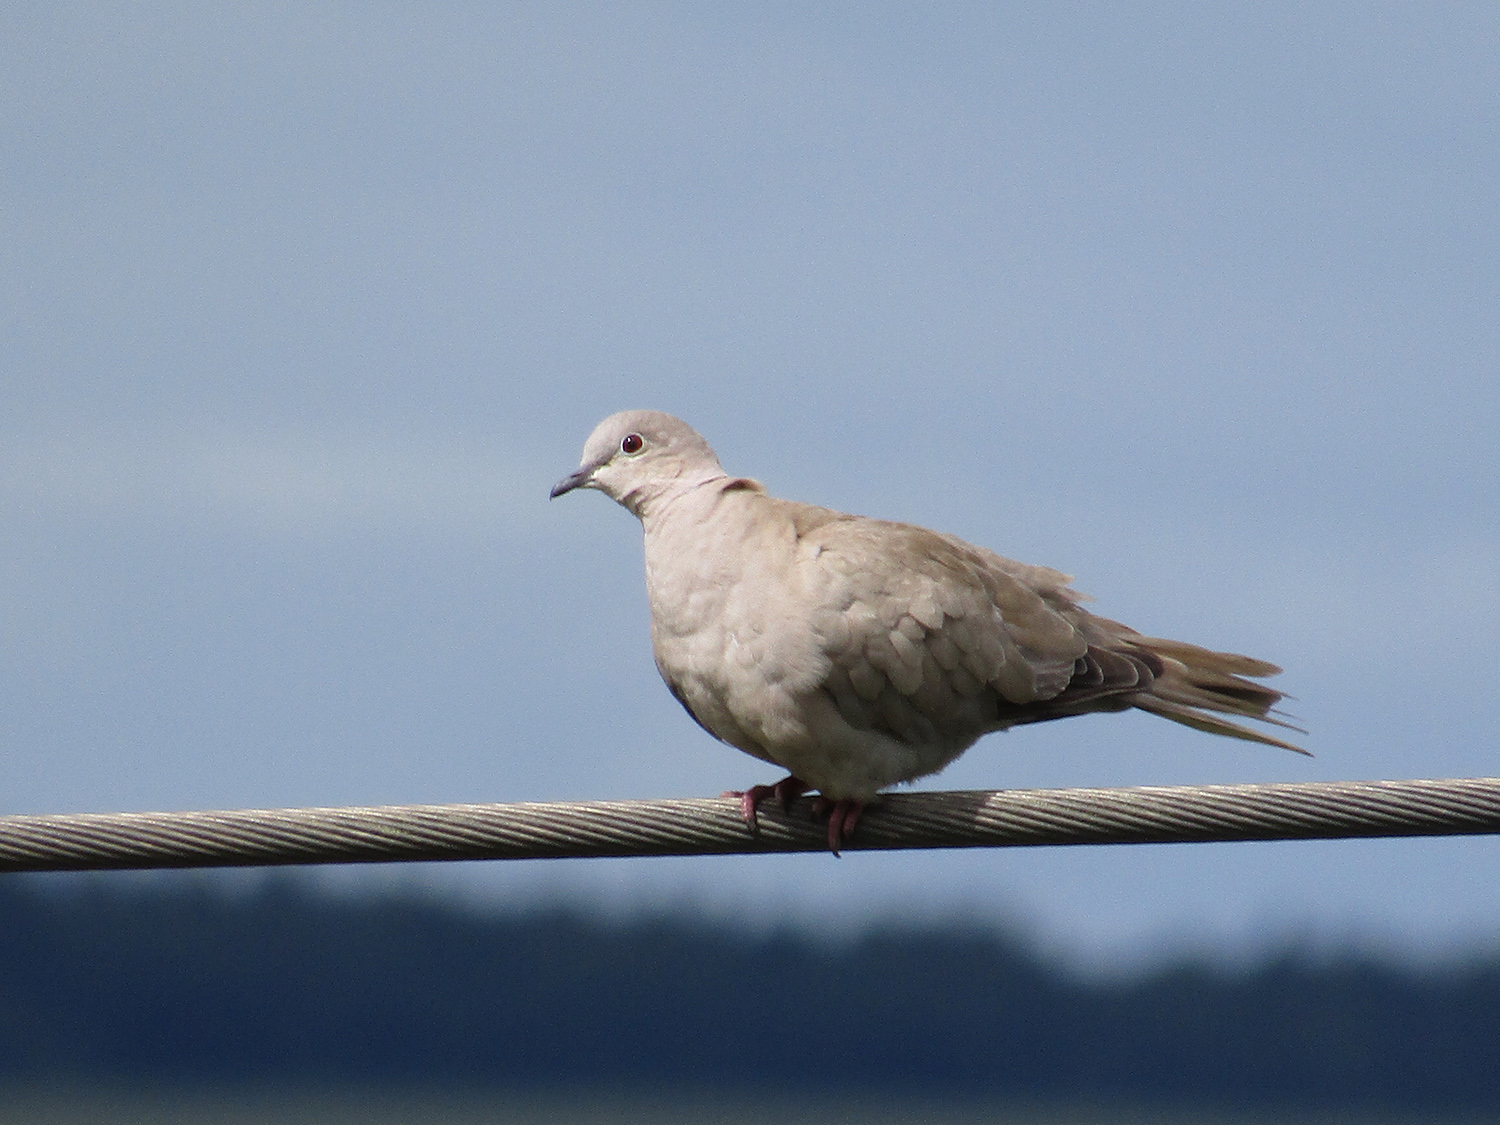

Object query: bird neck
[629,467,739,523]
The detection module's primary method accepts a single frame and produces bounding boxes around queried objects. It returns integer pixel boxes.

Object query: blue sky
[3,3,1498,970]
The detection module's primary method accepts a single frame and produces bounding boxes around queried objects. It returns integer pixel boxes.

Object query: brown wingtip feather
[1132,635,1283,679]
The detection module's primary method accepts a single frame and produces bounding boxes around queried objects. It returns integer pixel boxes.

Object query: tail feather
[1147,676,1284,721]
[995,623,1306,753]
[1133,696,1310,754]
[1127,634,1308,755]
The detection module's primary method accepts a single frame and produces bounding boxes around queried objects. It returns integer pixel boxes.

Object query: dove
[551,410,1302,852]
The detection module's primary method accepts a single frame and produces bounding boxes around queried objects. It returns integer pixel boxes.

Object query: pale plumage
[552,410,1302,851]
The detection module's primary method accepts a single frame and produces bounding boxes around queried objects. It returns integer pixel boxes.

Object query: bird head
[550,410,726,518]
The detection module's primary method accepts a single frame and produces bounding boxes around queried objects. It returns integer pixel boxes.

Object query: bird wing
[781,502,1106,746]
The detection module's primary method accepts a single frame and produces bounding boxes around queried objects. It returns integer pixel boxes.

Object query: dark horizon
[4,874,1498,1114]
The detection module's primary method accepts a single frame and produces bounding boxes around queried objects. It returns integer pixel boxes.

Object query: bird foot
[723,775,810,832]
[723,778,864,855]
[811,796,865,856]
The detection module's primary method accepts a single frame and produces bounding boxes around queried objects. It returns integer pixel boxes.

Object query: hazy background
[3,2,1497,972]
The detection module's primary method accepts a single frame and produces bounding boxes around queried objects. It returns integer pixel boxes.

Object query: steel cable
[3,777,1499,873]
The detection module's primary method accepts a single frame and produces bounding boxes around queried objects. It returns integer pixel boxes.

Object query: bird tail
[1128,635,1309,755]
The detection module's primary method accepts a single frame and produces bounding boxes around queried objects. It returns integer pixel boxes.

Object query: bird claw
[723,775,809,832]
[811,796,865,856]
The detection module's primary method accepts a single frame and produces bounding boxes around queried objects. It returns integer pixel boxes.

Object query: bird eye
[620,433,644,455]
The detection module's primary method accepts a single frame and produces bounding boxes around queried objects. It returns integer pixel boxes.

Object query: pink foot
[811,796,865,856]
[722,775,810,831]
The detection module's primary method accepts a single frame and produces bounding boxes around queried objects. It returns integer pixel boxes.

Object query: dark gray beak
[549,467,593,499]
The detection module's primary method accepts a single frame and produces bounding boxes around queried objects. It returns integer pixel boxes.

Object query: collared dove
[552,410,1303,852]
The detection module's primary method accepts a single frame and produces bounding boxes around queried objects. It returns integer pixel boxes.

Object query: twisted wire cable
[3,777,1499,873]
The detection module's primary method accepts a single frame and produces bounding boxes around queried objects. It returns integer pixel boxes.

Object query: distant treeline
[1,876,1498,1112]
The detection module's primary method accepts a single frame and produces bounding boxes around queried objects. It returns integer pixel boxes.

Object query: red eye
[621,433,644,454]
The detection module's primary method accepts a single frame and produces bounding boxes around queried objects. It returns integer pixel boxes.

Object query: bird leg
[811,796,865,856]
[724,774,810,831]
